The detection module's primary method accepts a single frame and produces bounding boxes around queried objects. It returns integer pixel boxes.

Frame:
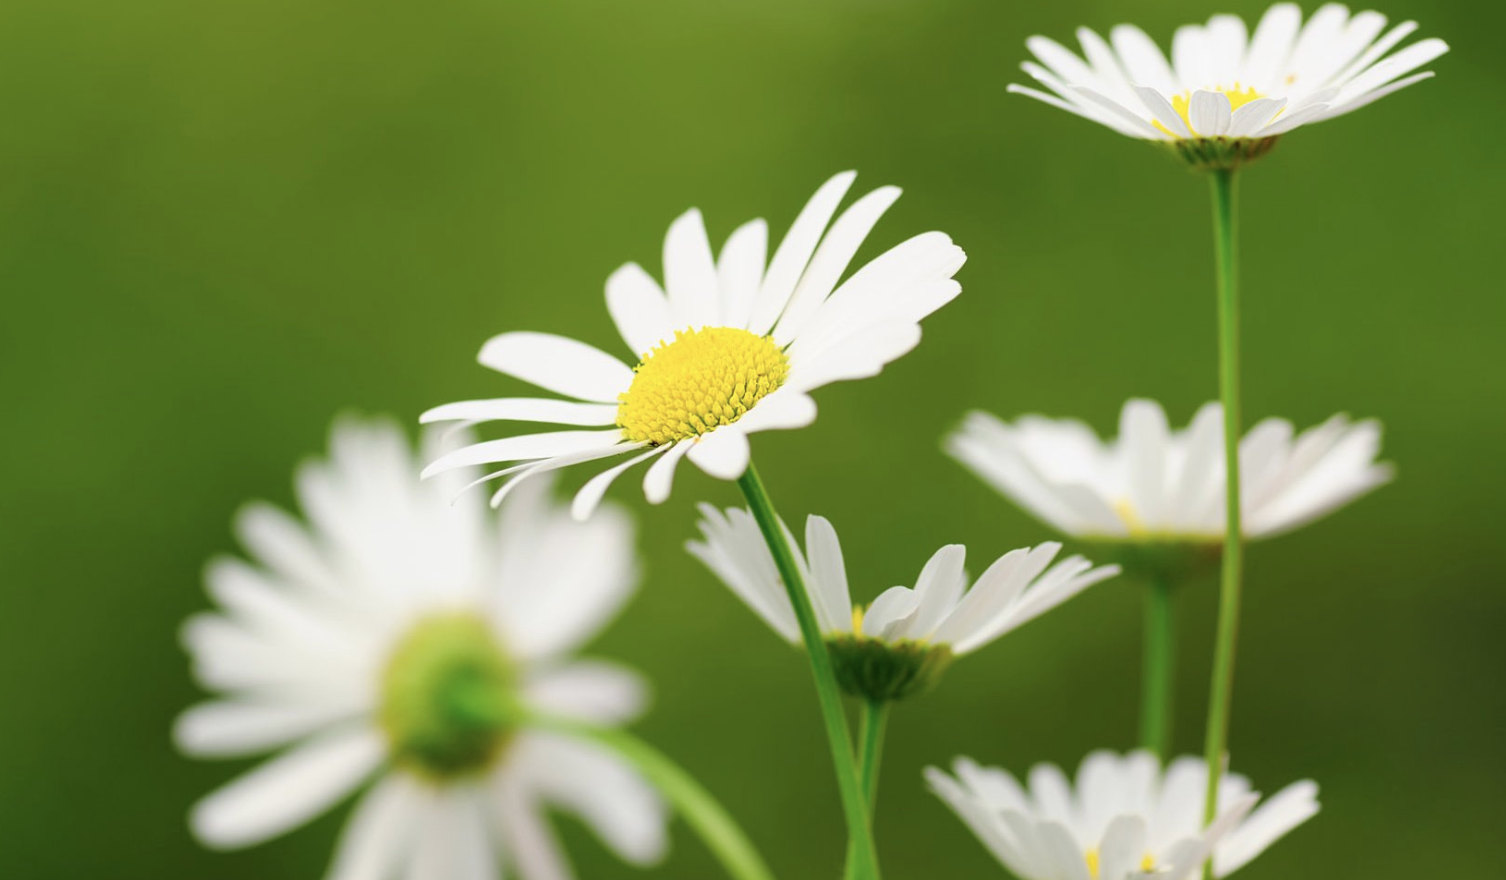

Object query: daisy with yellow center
[928,751,1319,880]
[421,171,966,520]
[1009,3,1448,167]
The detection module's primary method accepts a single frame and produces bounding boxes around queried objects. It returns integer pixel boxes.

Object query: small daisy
[947,399,1392,544]
[1011,3,1448,166]
[421,171,966,519]
[928,750,1319,880]
[687,505,1119,700]
[177,416,667,879]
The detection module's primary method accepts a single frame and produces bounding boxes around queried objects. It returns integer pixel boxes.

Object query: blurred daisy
[687,505,1119,700]
[1011,3,1447,166]
[947,399,1392,544]
[177,417,666,879]
[421,171,966,519]
[928,750,1318,880]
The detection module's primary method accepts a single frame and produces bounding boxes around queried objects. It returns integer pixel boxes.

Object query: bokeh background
[2,0,1501,877]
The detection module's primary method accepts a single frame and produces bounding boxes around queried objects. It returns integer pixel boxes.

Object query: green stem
[844,699,891,880]
[857,698,889,810]
[529,714,776,880]
[737,463,881,880]
[1138,576,1175,758]
[1202,167,1243,869]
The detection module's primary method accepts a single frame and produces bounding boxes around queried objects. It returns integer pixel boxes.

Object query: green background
[2,0,1500,877]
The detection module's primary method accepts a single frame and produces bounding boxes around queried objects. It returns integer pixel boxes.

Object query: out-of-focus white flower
[177,416,666,879]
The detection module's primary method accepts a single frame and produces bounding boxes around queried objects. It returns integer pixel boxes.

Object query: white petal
[571,446,666,521]
[493,779,573,880]
[862,585,922,641]
[605,263,674,359]
[1038,820,1093,880]
[1071,86,1166,139]
[523,661,649,725]
[175,699,362,758]
[1203,14,1249,88]
[686,505,800,642]
[1226,96,1288,137]
[1111,25,1176,94]
[1216,780,1319,875]
[522,734,669,865]
[905,544,967,639]
[1171,24,1210,92]
[804,515,854,634]
[326,776,420,880]
[747,171,857,336]
[687,426,752,480]
[478,331,634,403]
[772,185,902,346]
[1122,399,1172,527]
[191,727,384,849]
[1133,86,1193,138]
[718,219,768,330]
[1322,70,1433,121]
[1098,815,1148,880]
[420,429,627,478]
[1242,3,1303,92]
[663,208,720,329]
[1187,89,1233,136]
[643,439,693,504]
[734,388,818,434]
[420,398,618,427]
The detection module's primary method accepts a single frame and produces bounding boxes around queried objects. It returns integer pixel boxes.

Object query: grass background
[2,0,1501,877]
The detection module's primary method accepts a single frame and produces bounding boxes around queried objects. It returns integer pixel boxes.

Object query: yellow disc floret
[1154,84,1268,138]
[1085,848,1157,879]
[617,327,790,446]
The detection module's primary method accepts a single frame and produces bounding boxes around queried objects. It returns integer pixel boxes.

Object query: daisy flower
[176,416,667,879]
[687,505,1119,700]
[1011,3,1448,167]
[947,398,1392,544]
[421,171,966,519]
[928,750,1319,880]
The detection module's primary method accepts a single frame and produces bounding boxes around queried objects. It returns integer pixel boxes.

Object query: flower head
[928,750,1319,880]
[687,505,1119,700]
[1011,3,1448,168]
[177,416,666,877]
[421,171,966,519]
[947,399,1392,547]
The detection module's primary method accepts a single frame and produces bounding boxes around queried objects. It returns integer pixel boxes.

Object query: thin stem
[737,463,881,880]
[1138,576,1175,758]
[1202,167,1243,865]
[529,714,776,880]
[844,699,890,880]
[857,699,889,810]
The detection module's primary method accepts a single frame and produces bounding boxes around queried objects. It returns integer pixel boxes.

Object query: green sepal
[1163,136,1279,171]
[826,635,955,702]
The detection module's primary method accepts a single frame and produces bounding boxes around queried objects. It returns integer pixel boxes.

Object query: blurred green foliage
[1,0,1501,877]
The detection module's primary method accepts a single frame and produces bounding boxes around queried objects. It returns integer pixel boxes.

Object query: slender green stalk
[529,714,776,880]
[1202,167,1244,867]
[737,463,881,880]
[844,699,890,880]
[856,698,889,809]
[1138,576,1175,758]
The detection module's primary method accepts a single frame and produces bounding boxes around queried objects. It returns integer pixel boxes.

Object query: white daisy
[176,416,667,879]
[687,505,1119,700]
[421,171,966,519]
[1010,3,1448,166]
[927,750,1319,880]
[947,399,1392,544]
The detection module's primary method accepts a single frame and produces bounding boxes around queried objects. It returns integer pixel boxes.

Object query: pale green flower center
[380,612,517,780]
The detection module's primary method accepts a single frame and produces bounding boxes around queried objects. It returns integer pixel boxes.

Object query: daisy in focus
[177,417,666,879]
[928,750,1318,880]
[687,505,1120,700]
[947,399,1392,545]
[1011,3,1448,167]
[421,171,966,519]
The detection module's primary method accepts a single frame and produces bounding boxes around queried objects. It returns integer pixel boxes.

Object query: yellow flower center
[1153,84,1267,138]
[616,326,790,446]
[1085,848,1157,879]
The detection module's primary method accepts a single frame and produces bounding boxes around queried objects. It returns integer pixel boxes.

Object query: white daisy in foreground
[928,750,1319,880]
[1011,3,1448,167]
[687,505,1119,700]
[421,171,966,519]
[177,417,666,878]
[947,399,1391,544]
